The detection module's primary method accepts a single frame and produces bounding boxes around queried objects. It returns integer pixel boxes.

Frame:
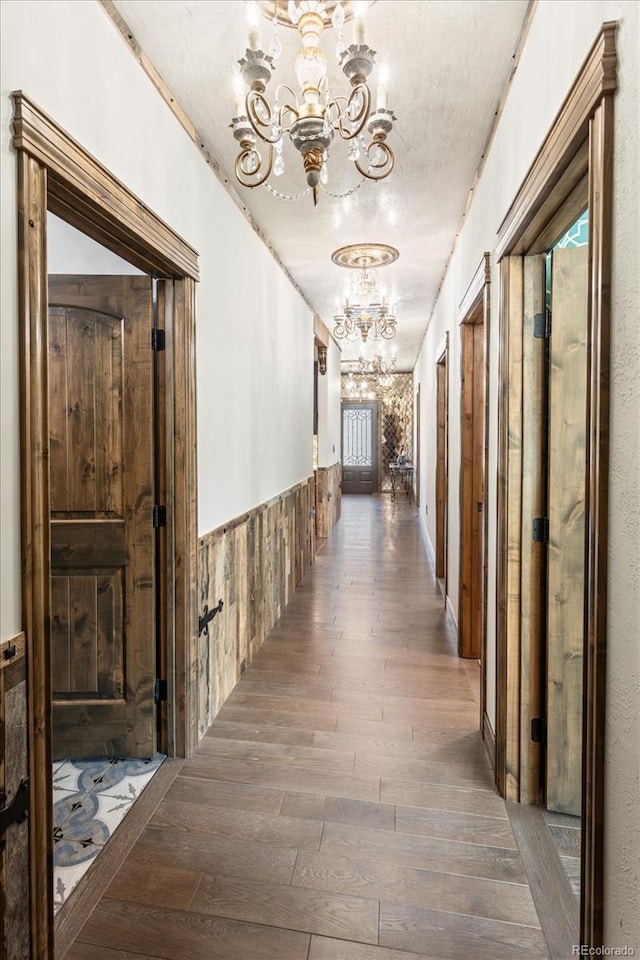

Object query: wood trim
[507,800,578,959]
[581,91,614,949]
[458,253,491,321]
[495,255,524,802]
[480,257,491,757]
[17,150,55,960]
[12,92,199,280]
[496,23,617,260]
[201,477,315,544]
[482,710,496,771]
[0,632,26,670]
[173,277,199,758]
[13,95,199,958]
[519,255,546,806]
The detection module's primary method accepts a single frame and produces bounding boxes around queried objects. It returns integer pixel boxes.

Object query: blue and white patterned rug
[52,755,164,912]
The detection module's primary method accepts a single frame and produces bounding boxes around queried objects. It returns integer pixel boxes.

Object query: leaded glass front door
[341,403,378,494]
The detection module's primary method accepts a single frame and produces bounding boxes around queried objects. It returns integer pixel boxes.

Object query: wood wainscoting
[197,479,315,739]
[315,463,342,539]
[0,632,30,960]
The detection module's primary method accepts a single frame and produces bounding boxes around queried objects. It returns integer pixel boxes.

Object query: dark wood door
[459,317,485,659]
[341,403,378,494]
[48,276,156,759]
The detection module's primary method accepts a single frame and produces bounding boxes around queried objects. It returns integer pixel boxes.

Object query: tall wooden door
[459,316,485,658]
[48,276,157,760]
[546,245,588,814]
[341,403,378,494]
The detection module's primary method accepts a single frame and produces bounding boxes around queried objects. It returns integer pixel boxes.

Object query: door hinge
[154,679,168,703]
[533,307,551,339]
[151,328,166,351]
[532,517,549,543]
[153,505,167,528]
[0,779,29,845]
[531,717,546,743]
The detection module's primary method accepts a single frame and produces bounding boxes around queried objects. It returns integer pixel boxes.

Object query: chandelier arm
[274,85,300,129]
[332,84,371,140]
[235,143,274,188]
[246,90,282,143]
[355,139,395,180]
[379,323,396,340]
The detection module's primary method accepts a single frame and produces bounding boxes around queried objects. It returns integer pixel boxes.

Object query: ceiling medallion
[230,1,396,204]
[332,243,399,343]
[331,242,399,269]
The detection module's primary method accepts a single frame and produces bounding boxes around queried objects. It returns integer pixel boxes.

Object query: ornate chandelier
[230,1,396,203]
[354,354,397,375]
[331,242,399,343]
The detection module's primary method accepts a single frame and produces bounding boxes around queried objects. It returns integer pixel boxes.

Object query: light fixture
[354,353,397,375]
[332,242,399,343]
[230,1,396,203]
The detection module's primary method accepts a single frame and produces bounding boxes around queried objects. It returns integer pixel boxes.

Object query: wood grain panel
[281,791,395,831]
[520,254,546,805]
[191,874,379,943]
[198,478,315,738]
[131,825,298,884]
[308,938,430,960]
[546,244,588,815]
[49,277,155,759]
[76,900,310,960]
[293,850,540,926]
[379,902,547,959]
[315,463,342,539]
[395,804,517,848]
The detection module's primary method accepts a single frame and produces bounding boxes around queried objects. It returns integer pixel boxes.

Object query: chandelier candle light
[231,1,396,203]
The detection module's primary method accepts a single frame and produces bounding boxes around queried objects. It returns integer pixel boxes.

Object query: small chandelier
[354,353,397,375]
[332,242,399,343]
[230,1,396,203]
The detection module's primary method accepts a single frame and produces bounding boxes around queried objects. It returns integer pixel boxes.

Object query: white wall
[0,0,314,640]
[47,213,144,274]
[317,337,342,468]
[414,1,639,948]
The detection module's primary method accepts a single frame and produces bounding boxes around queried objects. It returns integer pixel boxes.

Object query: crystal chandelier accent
[331,242,399,343]
[230,1,396,204]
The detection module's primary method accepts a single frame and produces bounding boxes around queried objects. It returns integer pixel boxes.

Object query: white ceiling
[113,0,529,370]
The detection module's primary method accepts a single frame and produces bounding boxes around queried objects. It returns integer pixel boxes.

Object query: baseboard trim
[483,710,496,771]
[506,800,578,960]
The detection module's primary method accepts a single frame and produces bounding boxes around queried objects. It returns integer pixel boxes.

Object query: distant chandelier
[230,1,396,203]
[354,353,396,375]
[332,242,399,343]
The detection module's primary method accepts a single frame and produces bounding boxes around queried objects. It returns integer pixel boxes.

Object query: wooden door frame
[12,92,199,960]
[494,24,616,946]
[458,255,491,726]
[434,335,449,586]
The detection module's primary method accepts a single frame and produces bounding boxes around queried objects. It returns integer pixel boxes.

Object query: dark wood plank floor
[64,496,550,960]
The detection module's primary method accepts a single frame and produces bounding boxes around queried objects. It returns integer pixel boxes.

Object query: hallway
[63,497,549,960]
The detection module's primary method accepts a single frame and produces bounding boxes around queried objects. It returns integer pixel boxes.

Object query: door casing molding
[12,91,199,959]
[457,254,491,725]
[494,23,616,947]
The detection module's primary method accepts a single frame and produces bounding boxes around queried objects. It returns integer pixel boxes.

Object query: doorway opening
[341,402,379,494]
[494,25,615,945]
[46,215,168,913]
[14,92,199,959]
